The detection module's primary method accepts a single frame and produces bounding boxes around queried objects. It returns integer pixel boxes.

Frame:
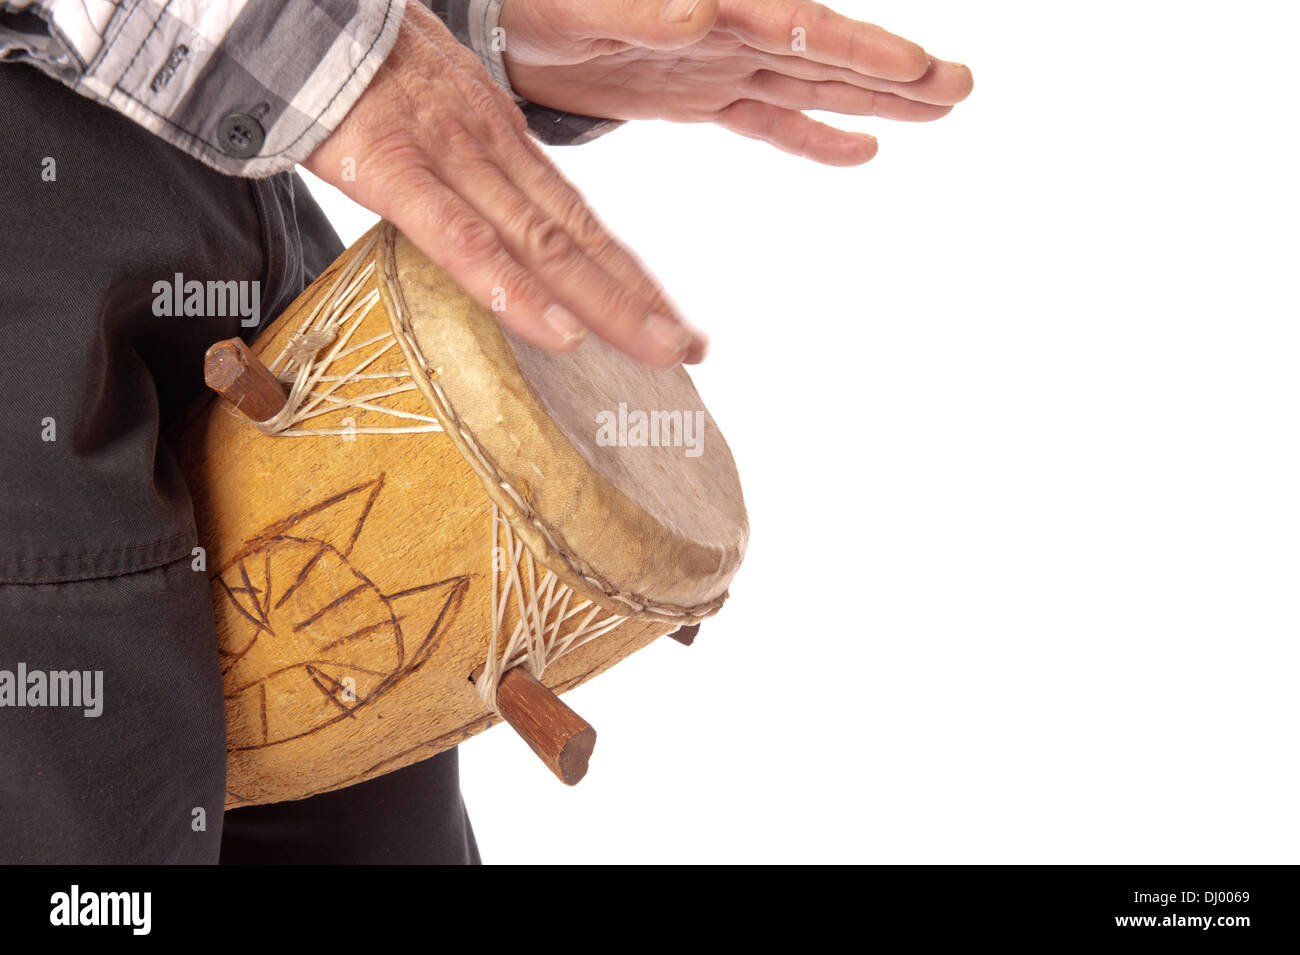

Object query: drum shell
[178,231,670,807]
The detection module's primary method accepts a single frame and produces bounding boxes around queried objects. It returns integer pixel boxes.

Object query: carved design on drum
[214,475,469,753]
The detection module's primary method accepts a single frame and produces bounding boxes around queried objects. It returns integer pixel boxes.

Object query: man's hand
[305,2,705,367]
[500,0,974,166]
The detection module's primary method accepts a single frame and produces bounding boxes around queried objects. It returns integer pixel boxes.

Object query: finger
[489,132,710,362]
[751,50,974,107]
[715,99,877,166]
[746,70,954,122]
[385,167,592,355]
[434,148,694,367]
[719,0,930,82]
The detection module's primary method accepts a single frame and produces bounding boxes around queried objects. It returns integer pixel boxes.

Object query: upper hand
[500,0,974,165]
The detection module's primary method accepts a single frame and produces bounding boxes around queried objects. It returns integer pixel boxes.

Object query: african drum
[178,221,747,806]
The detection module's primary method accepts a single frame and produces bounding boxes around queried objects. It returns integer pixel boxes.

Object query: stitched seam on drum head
[377,223,726,622]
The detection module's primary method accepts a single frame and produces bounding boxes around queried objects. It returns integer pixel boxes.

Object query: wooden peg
[204,338,288,422]
[668,623,700,646]
[483,665,596,785]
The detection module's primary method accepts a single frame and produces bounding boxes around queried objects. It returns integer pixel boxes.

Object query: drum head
[377,224,747,618]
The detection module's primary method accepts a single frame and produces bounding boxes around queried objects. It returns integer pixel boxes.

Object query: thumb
[592,0,720,50]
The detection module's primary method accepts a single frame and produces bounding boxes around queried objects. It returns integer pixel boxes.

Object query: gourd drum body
[178,223,747,807]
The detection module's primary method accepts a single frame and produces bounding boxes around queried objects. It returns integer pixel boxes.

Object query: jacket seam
[0,529,193,563]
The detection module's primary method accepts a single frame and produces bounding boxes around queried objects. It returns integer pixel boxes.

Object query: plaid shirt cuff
[1,0,405,178]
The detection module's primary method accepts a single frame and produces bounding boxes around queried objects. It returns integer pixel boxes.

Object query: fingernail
[643,313,692,360]
[663,0,701,22]
[543,303,587,346]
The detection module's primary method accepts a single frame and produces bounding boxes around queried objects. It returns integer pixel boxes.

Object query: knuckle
[441,213,499,260]
[464,83,526,144]
[567,210,609,251]
[810,3,835,29]
[464,79,502,118]
[431,111,478,152]
[522,215,577,266]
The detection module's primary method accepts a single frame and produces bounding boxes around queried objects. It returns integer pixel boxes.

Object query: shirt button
[218,113,265,158]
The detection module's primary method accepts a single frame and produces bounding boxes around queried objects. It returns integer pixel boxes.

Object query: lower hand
[305,2,707,367]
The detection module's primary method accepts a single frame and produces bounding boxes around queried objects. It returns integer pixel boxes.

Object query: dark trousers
[0,66,479,864]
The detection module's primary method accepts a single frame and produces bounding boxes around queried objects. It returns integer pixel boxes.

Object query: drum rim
[375,222,745,623]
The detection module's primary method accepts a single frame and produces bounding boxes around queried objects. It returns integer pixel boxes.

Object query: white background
[301,1,1300,862]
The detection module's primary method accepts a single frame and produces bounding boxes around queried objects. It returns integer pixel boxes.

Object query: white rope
[251,231,444,437]
[476,502,628,712]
